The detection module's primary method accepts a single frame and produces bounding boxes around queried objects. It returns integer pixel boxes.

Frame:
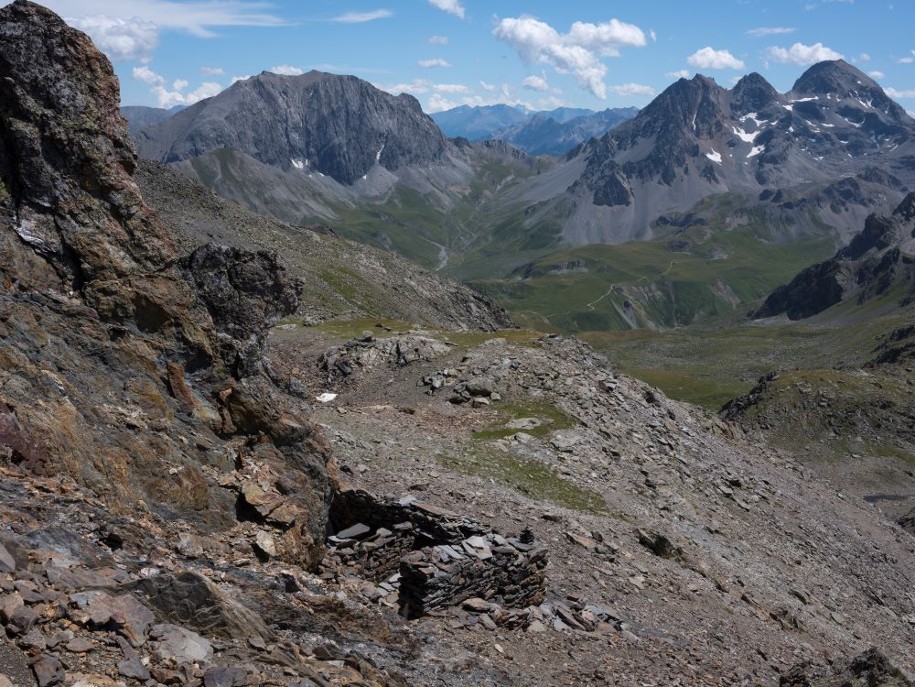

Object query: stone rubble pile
[320,333,451,384]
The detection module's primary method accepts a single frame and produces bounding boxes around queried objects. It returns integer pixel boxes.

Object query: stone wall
[326,489,547,618]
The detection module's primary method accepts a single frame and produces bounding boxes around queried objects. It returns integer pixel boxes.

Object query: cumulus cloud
[746,26,795,37]
[480,80,496,92]
[522,75,550,92]
[886,87,915,99]
[132,65,222,107]
[429,34,449,45]
[269,64,304,76]
[418,58,452,68]
[898,51,915,64]
[766,42,843,65]
[66,15,158,61]
[869,70,886,80]
[331,9,392,23]
[201,66,225,76]
[687,47,745,70]
[666,69,690,79]
[428,0,465,19]
[493,15,647,98]
[609,82,656,96]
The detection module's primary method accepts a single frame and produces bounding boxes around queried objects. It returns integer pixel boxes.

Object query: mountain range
[128,59,915,251]
[122,59,915,331]
[430,104,639,155]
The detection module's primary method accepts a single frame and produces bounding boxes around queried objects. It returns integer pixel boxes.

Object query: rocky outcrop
[754,193,915,319]
[137,70,448,185]
[0,1,331,566]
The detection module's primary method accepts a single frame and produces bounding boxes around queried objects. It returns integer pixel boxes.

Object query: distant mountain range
[431,104,639,155]
[522,60,915,246]
[125,60,915,329]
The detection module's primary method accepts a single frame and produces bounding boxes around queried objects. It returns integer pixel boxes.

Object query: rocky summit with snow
[3,2,915,687]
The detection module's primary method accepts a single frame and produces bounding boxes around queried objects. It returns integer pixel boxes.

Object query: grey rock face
[137,71,448,185]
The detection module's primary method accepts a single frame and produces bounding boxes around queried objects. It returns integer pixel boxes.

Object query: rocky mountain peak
[138,69,448,185]
[731,72,781,116]
[791,59,909,122]
[645,74,728,133]
[792,59,875,96]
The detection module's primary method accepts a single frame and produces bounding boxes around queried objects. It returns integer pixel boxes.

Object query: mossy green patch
[310,317,415,340]
[472,400,578,441]
[436,448,606,512]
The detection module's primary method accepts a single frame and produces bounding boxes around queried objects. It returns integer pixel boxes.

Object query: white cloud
[429,35,449,45]
[330,9,392,23]
[418,58,452,68]
[185,82,222,103]
[609,82,656,96]
[132,65,222,107]
[269,64,304,76]
[428,0,465,19]
[746,26,796,37]
[493,15,647,99]
[766,42,843,65]
[55,0,286,36]
[898,50,915,64]
[857,52,870,62]
[201,66,225,76]
[231,75,251,85]
[383,79,432,95]
[66,15,158,61]
[886,87,915,98]
[426,93,457,112]
[434,83,471,93]
[666,69,690,79]
[522,75,550,92]
[868,70,886,79]
[480,80,496,92]
[687,47,745,70]
[49,0,287,67]
[649,29,657,42]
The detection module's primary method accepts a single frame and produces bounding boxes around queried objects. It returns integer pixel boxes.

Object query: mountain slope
[136,159,512,330]
[755,192,915,319]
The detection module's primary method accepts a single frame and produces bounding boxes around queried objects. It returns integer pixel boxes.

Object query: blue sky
[22,0,915,113]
